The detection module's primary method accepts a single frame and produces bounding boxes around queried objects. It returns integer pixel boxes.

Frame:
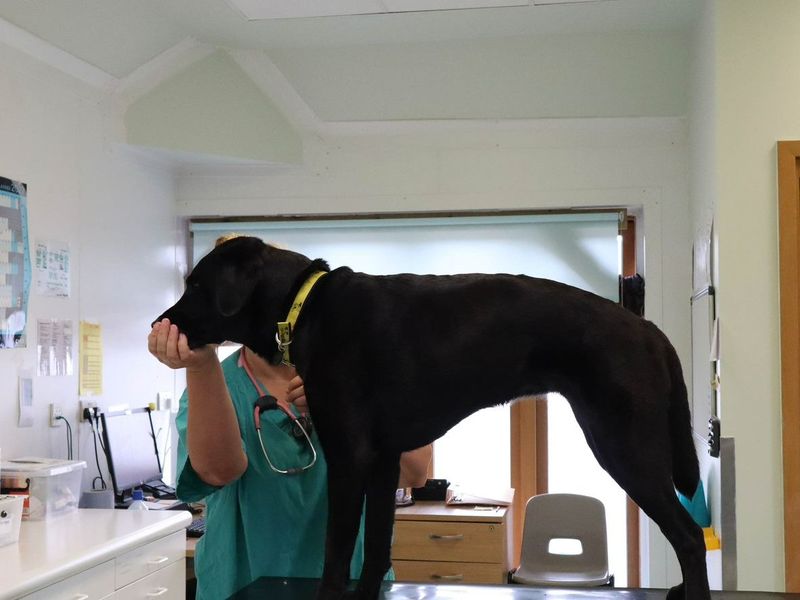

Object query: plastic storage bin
[0,458,86,520]
[0,495,25,546]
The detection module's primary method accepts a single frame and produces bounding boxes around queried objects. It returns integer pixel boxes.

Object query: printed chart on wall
[35,240,70,297]
[79,321,102,395]
[0,176,31,349]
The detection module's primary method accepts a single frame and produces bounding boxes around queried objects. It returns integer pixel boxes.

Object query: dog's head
[154,236,316,355]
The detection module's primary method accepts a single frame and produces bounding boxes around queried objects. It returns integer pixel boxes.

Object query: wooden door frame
[621,216,641,588]
[777,140,800,592]
[510,399,548,566]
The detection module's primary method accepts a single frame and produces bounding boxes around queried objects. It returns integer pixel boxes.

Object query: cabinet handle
[147,555,170,565]
[146,587,169,597]
[429,533,464,541]
[431,574,464,581]
[72,595,90,600]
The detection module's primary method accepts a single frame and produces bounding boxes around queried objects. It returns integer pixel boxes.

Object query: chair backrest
[515,493,609,585]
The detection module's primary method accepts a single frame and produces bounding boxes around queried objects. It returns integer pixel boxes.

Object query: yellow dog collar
[276,270,327,366]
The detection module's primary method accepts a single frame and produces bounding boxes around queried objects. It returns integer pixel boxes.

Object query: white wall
[0,42,180,491]
[177,117,692,588]
[709,0,800,591]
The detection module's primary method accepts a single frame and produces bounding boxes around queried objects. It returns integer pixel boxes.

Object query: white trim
[0,16,116,90]
[114,38,216,109]
[315,115,686,137]
[225,48,322,133]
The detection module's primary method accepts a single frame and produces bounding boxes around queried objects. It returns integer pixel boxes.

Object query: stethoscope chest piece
[253,394,317,475]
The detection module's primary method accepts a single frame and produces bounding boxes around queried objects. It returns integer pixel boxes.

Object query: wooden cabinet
[392,501,512,585]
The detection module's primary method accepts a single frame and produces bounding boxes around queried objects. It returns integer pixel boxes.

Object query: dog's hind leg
[572,404,710,600]
[627,482,709,600]
[349,453,401,600]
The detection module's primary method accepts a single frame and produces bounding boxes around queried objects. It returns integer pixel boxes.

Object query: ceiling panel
[0,0,698,122]
[0,0,189,77]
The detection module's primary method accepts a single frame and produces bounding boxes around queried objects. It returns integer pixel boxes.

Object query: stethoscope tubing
[253,397,317,475]
[241,349,317,475]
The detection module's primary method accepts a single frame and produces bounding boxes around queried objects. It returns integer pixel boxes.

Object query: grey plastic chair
[512,493,613,587]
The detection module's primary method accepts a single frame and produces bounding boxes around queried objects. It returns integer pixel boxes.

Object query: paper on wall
[18,370,33,427]
[79,321,102,395]
[34,240,70,297]
[37,319,73,376]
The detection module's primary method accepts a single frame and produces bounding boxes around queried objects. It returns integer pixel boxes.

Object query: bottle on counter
[127,489,149,511]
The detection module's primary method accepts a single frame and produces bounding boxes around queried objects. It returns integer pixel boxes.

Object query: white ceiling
[0,0,699,122]
[0,0,697,77]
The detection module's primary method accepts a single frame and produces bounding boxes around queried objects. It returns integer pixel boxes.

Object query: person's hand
[148,318,217,372]
[286,375,309,415]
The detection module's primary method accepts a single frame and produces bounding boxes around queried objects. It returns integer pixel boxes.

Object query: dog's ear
[214,263,256,317]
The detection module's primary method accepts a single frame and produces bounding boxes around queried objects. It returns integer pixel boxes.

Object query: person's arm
[149,319,247,487]
[286,375,432,488]
[398,445,432,488]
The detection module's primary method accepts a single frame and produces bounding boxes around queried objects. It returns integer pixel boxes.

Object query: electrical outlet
[157,391,174,411]
[80,400,98,422]
[49,403,63,427]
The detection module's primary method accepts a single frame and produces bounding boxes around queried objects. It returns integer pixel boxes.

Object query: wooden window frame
[509,216,640,585]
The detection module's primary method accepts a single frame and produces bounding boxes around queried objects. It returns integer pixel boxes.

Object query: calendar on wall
[0,176,30,349]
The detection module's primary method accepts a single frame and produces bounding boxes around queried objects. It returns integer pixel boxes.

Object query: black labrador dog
[156,236,710,600]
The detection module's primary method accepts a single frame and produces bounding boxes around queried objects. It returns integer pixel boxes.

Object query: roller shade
[190,212,621,301]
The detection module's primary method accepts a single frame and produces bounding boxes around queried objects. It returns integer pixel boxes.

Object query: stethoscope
[240,350,317,475]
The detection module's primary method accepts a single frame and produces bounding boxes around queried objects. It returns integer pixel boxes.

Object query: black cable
[57,416,73,459]
[89,412,108,490]
[95,411,107,453]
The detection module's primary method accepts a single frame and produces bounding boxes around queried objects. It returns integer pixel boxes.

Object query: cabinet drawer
[115,559,184,600]
[21,560,115,600]
[392,559,506,584]
[116,530,185,589]
[392,520,504,563]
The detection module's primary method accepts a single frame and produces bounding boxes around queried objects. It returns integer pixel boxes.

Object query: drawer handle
[429,533,464,541]
[72,595,90,600]
[432,574,464,581]
[147,556,170,565]
[146,587,169,597]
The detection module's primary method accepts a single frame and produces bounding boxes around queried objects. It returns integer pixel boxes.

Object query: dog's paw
[341,589,382,600]
[314,589,346,600]
[665,583,685,600]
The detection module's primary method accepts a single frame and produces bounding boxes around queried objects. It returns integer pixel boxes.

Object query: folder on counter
[445,486,514,507]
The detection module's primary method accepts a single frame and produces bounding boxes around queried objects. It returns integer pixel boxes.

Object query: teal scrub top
[176,349,366,600]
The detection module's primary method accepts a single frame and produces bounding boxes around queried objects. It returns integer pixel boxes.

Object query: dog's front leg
[315,459,367,600]
[351,453,401,600]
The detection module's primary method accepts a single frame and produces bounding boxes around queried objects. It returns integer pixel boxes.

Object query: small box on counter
[0,457,86,520]
[0,495,25,546]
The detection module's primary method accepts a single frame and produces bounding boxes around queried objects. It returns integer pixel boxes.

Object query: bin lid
[1,457,87,478]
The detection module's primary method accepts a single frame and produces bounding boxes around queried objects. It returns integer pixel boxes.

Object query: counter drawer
[114,559,184,600]
[392,520,503,563]
[392,559,506,585]
[116,530,185,589]
[21,560,115,600]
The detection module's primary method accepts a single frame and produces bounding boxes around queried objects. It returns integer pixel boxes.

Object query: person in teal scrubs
[148,320,432,600]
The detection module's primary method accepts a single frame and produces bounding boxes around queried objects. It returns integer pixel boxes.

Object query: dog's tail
[667,344,701,498]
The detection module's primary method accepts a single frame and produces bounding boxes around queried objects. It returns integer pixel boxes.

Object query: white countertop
[0,508,192,599]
